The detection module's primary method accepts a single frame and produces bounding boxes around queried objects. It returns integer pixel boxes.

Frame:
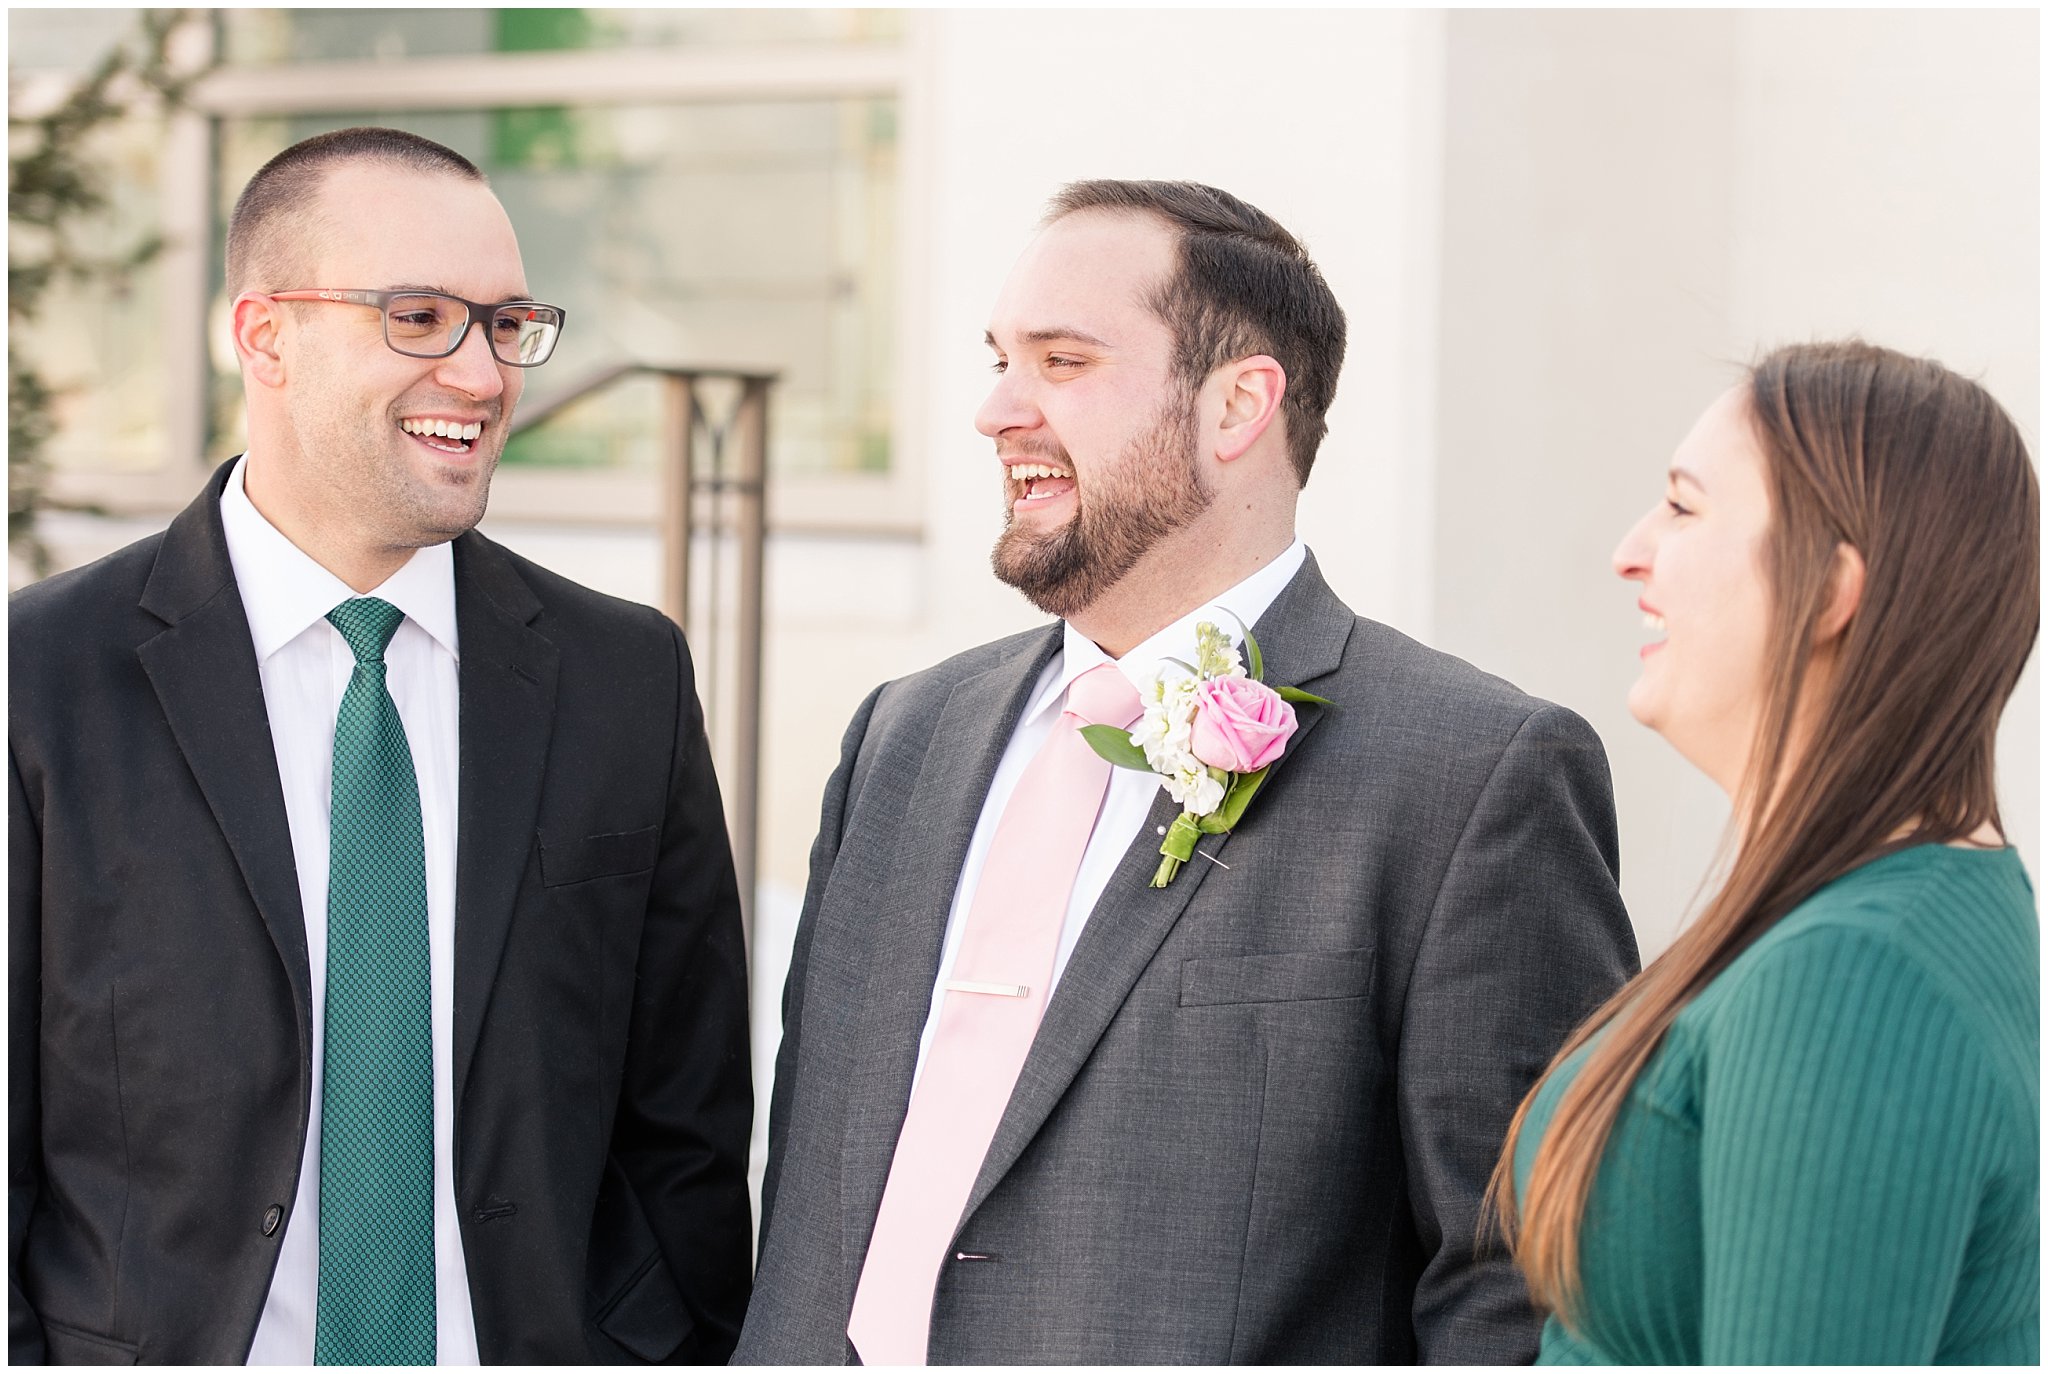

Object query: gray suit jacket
[736,555,1636,1364]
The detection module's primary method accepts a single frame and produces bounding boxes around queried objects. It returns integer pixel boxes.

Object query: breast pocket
[1179,947,1375,1007]
[538,825,661,887]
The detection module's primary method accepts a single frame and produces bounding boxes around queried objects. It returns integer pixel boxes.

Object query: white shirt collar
[219,454,459,662]
[1025,538,1309,727]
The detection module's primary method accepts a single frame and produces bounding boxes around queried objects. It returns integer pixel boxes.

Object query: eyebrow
[984,326,1115,350]
[388,283,534,303]
[1668,463,1706,491]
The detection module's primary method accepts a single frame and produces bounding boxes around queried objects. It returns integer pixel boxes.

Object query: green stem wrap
[1151,811,1204,888]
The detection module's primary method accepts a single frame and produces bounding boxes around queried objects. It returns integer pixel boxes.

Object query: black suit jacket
[9,463,753,1364]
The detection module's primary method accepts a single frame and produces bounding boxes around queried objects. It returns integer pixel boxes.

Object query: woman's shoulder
[1691,845,2036,1068]
[1793,841,2033,917]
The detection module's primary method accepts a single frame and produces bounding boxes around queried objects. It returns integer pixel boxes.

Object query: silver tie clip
[944,979,1030,998]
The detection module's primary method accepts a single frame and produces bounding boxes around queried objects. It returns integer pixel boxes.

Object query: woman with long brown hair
[1491,340,2039,1363]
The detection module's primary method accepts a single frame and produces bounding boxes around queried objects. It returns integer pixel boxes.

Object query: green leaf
[1198,765,1270,834]
[1079,723,1152,771]
[1276,685,1333,707]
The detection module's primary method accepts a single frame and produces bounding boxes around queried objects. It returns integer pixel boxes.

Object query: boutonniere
[1081,618,1331,887]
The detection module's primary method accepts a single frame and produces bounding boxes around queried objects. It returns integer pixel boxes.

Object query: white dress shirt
[912,539,1309,1086]
[222,457,480,1365]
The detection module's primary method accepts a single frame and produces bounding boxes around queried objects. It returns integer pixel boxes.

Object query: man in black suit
[10,127,751,1363]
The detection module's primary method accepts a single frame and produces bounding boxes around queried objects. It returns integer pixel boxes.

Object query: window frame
[39,26,926,538]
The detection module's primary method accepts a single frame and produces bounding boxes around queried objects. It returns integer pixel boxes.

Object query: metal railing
[508,365,773,950]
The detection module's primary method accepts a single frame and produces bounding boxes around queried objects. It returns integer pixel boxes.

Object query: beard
[991,387,1212,620]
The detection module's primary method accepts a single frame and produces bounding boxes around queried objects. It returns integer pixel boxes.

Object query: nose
[1613,506,1656,582]
[433,319,509,403]
[975,366,1040,441]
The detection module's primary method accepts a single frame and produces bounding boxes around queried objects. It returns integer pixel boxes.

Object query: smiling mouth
[1008,461,1076,503]
[399,416,485,455]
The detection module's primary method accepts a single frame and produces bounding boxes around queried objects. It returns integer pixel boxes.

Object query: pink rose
[1188,676,1298,774]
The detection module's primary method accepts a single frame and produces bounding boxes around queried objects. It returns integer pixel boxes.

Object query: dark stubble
[991,386,1212,620]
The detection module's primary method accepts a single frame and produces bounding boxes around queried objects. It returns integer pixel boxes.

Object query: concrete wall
[909,8,1445,661]
[22,13,2035,1120]
[1432,9,2039,956]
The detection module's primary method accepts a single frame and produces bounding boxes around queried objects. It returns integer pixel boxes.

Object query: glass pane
[8,7,143,74]
[218,8,902,66]
[212,98,897,477]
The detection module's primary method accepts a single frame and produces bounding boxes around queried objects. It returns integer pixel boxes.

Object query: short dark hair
[1045,180,1348,485]
[225,126,485,294]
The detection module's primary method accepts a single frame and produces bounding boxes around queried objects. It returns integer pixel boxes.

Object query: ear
[1212,354,1287,463]
[1814,541,1865,644]
[231,291,289,390]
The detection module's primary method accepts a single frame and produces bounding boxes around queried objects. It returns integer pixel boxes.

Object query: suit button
[261,1205,284,1237]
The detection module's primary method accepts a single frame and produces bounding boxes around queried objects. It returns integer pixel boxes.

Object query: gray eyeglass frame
[266,288,567,366]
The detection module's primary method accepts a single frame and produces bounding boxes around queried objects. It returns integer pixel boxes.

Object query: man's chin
[409,450,496,521]
[396,487,492,546]
[993,537,1098,620]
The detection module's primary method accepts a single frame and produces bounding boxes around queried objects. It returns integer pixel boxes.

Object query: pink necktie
[847,662,1144,1365]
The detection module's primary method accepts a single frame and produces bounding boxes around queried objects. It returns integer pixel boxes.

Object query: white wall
[22,7,2034,1077]
[910,8,1447,657]
[1432,9,2039,957]
[1727,9,2039,918]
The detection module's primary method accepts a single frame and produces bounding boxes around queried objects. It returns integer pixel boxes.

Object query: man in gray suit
[737,180,1637,1364]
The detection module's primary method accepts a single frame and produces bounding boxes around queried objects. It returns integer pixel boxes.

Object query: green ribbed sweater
[1516,845,2039,1365]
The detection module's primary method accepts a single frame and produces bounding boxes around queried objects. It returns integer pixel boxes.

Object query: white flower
[1126,628,1248,821]
[1163,762,1227,817]
[1135,667,1202,774]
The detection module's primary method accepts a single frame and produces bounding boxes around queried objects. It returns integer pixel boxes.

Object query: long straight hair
[1487,340,2040,1325]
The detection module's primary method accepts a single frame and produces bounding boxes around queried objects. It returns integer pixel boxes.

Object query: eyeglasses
[266,288,566,367]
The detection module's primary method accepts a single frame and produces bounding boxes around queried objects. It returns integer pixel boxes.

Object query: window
[19,8,910,531]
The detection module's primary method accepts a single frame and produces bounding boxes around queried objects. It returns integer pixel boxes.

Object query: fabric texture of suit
[10,462,753,1364]
[736,553,1638,1364]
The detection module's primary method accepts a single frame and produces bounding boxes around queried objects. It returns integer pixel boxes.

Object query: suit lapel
[134,480,562,1117]
[449,533,559,1104]
[839,625,1062,1294]
[962,555,1356,1222]
[137,462,314,1039]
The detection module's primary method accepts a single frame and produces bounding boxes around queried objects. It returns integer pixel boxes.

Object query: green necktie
[316,596,436,1365]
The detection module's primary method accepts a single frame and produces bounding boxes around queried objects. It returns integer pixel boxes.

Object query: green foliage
[1198,764,1270,835]
[8,10,209,578]
[1080,723,1152,771]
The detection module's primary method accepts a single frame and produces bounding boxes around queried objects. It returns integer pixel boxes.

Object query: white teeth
[1643,612,1666,631]
[400,418,483,442]
[1009,463,1073,482]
